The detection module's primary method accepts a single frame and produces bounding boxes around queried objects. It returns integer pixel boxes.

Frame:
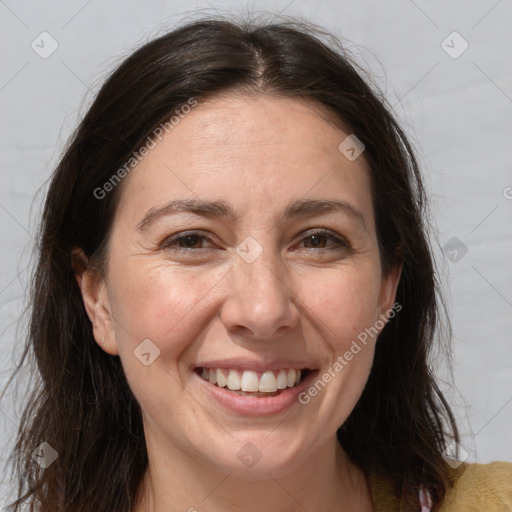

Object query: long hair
[4,16,458,511]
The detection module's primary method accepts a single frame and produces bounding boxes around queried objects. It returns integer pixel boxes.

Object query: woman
[5,16,512,512]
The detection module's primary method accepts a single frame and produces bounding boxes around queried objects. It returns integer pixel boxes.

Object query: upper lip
[193,358,316,372]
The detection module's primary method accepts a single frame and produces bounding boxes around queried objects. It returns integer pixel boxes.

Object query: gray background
[1,0,511,504]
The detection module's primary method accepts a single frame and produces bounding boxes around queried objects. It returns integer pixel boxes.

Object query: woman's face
[84,94,400,477]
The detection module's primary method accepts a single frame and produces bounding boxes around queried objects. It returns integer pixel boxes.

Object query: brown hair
[4,15,459,511]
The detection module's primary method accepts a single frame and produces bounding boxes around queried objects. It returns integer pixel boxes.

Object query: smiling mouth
[195,367,313,396]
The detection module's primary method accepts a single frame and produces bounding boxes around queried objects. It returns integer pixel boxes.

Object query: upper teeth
[200,368,302,393]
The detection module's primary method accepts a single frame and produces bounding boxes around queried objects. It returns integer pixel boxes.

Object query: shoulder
[440,461,512,511]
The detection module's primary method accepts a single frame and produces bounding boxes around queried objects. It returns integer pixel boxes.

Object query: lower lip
[194,370,319,416]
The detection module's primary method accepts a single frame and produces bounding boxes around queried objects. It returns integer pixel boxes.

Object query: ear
[71,248,119,356]
[377,262,402,317]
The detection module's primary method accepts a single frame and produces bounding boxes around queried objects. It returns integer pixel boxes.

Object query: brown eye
[176,235,204,248]
[160,231,214,252]
[299,230,349,251]
[303,234,329,248]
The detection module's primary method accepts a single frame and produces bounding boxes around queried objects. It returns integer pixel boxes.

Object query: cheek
[107,260,226,362]
[298,263,383,349]
[296,267,382,430]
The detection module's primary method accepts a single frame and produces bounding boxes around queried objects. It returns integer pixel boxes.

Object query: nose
[220,251,300,341]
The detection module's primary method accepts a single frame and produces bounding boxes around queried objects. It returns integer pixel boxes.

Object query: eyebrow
[282,199,367,231]
[137,198,367,232]
[137,199,234,231]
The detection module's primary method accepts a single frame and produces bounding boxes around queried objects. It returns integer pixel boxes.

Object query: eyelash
[159,229,350,254]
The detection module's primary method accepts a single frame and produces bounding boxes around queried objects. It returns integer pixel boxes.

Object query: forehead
[115,94,373,224]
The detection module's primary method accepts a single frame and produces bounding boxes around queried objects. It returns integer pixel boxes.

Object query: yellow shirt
[368,461,512,511]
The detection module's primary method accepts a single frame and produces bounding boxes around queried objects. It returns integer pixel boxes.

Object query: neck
[135,433,373,512]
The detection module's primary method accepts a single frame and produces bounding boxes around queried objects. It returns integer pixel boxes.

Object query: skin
[78,94,401,512]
